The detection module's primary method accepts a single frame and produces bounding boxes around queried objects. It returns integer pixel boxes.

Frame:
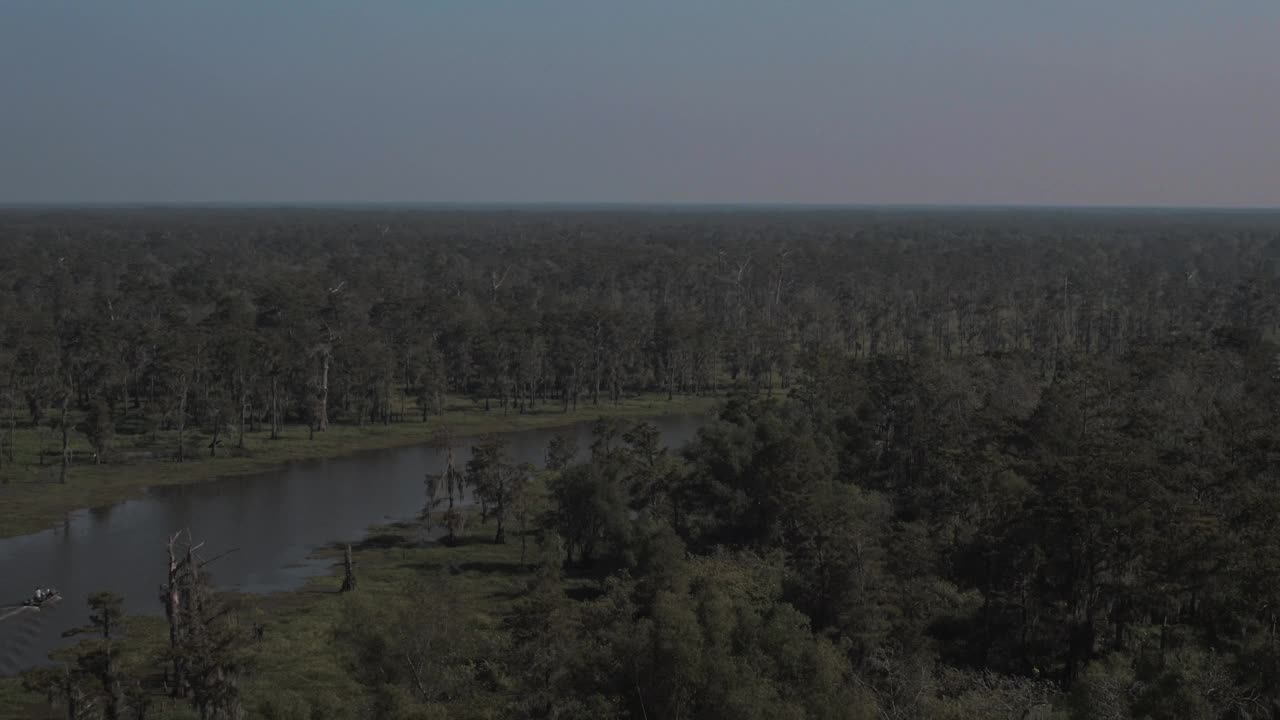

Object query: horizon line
[2,200,1279,213]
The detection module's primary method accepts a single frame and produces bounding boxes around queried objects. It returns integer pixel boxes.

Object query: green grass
[0,678,45,720]
[0,393,717,539]
[0,515,546,720]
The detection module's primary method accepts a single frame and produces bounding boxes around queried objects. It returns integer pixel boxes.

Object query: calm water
[0,414,705,675]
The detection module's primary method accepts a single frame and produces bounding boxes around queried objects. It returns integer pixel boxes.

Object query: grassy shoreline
[0,393,717,540]
[0,512,533,719]
[1,396,709,717]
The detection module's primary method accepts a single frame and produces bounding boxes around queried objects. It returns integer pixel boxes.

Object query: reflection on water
[88,503,115,525]
[0,414,704,676]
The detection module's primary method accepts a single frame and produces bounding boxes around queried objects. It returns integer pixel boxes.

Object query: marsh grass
[0,514,550,719]
[0,393,716,538]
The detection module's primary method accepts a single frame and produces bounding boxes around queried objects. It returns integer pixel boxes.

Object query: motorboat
[22,588,59,608]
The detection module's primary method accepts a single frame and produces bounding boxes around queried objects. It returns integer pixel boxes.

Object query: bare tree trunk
[6,393,14,464]
[210,421,219,458]
[163,533,187,698]
[446,446,457,510]
[59,392,70,484]
[183,543,206,702]
[269,376,280,440]
[405,655,429,701]
[318,353,330,432]
[237,389,247,449]
[104,633,122,720]
[593,360,601,406]
[519,513,528,565]
[401,362,409,423]
[63,665,82,720]
[340,544,357,592]
[176,376,188,463]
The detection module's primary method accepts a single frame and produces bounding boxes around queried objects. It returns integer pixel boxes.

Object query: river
[0,414,706,676]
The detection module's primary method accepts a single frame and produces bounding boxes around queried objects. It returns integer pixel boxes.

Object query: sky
[1,1,1277,207]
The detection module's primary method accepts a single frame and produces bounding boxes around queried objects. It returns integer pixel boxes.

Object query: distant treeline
[1,208,1276,457]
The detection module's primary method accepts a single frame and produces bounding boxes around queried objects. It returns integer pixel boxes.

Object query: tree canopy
[8,207,1280,720]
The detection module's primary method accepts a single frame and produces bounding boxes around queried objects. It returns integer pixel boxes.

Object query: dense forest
[1,208,1278,460]
[5,207,1280,719]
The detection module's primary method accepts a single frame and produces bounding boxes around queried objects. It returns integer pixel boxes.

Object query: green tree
[77,397,114,463]
[545,432,578,472]
[466,435,530,544]
[546,461,632,568]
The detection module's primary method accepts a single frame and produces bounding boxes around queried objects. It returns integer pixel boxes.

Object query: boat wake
[0,605,36,623]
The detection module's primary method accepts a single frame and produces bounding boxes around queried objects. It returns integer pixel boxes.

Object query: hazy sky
[2,1,1277,206]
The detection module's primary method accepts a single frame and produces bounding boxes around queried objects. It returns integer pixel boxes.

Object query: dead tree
[236,381,249,449]
[59,392,71,484]
[176,374,189,463]
[161,532,191,698]
[423,427,467,544]
[340,544,357,592]
[490,265,511,301]
[268,374,281,441]
[312,322,339,433]
[159,531,244,719]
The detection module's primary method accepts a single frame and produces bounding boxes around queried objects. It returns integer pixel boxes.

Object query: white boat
[22,588,59,608]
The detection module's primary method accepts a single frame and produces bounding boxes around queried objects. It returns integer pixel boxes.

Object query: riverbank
[0,393,718,540]
[0,513,549,719]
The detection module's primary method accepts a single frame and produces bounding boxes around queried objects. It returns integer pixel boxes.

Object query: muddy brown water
[0,414,705,676]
